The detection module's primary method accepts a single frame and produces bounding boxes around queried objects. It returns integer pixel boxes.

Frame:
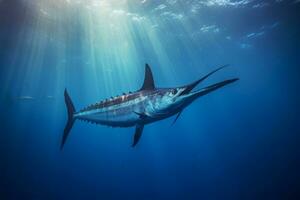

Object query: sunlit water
[1,0,300,199]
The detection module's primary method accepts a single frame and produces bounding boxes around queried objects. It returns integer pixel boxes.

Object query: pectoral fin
[133,111,151,119]
[132,124,144,147]
[133,110,168,119]
[172,111,182,125]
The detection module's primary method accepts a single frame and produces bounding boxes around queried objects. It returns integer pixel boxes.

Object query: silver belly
[74,102,144,127]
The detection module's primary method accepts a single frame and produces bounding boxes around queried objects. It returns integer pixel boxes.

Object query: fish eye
[171,89,177,95]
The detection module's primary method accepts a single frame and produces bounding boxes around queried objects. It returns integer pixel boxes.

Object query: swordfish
[61,64,238,149]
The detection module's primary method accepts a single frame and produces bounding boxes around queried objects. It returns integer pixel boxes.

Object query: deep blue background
[1,0,300,199]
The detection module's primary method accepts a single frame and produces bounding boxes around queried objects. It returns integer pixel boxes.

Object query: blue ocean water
[1,0,300,199]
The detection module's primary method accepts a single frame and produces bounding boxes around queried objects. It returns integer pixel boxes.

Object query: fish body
[61,64,238,148]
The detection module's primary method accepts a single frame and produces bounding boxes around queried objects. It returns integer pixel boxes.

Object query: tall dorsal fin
[140,63,155,90]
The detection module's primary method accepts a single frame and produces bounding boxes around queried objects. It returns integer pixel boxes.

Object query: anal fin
[132,124,144,147]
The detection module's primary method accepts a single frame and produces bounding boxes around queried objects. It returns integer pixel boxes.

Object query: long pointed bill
[184,78,239,101]
[180,64,229,96]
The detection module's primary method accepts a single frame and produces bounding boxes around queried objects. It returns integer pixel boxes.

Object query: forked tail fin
[61,89,76,150]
